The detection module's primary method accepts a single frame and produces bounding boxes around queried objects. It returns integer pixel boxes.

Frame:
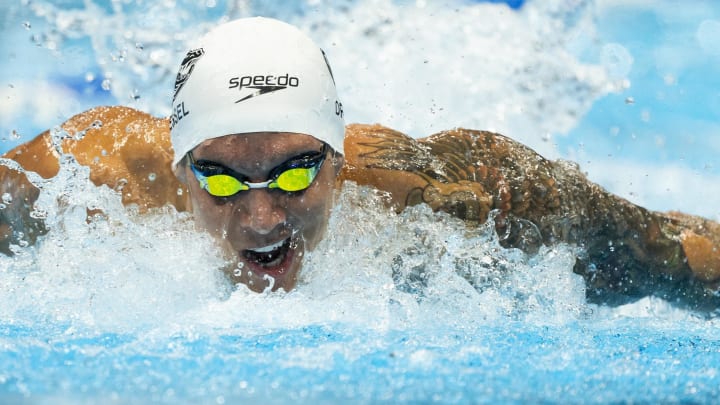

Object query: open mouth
[241,236,294,270]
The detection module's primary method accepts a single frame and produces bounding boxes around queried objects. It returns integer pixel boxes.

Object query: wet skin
[179,132,342,292]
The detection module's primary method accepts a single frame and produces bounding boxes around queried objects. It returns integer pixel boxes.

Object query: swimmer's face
[181,133,342,292]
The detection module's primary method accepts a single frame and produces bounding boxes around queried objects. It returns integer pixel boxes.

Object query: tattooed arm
[341,123,720,308]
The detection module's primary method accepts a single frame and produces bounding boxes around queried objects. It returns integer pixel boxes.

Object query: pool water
[2,0,720,403]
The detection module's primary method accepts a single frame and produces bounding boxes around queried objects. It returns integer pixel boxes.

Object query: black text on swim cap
[228,74,300,103]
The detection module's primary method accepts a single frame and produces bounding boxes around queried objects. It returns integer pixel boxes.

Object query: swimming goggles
[187,144,328,197]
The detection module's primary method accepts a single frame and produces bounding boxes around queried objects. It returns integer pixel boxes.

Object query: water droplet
[176,188,183,196]
[0,203,6,210]
[2,193,12,204]
[101,79,111,91]
[115,178,128,192]
[10,130,21,140]
[148,173,156,182]
[601,43,633,79]
[641,109,651,123]
[101,149,107,156]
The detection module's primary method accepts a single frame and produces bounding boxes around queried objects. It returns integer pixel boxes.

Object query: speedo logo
[228,74,300,103]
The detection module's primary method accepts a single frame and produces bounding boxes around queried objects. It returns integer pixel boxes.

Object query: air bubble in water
[101,79,112,91]
[22,21,31,30]
[148,173,156,182]
[2,193,12,204]
[10,130,20,140]
[85,72,95,82]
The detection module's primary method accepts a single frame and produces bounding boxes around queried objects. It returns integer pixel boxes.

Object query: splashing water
[2,0,720,403]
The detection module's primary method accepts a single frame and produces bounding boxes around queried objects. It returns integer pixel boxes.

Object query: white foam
[0,0,715,340]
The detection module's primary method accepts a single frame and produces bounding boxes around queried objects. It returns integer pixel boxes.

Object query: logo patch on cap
[228,74,300,104]
[173,48,205,102]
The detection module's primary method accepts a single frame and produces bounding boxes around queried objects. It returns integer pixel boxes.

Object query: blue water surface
[2,320,718,403]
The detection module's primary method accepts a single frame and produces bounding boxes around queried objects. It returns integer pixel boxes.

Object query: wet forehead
[192,132,323,172]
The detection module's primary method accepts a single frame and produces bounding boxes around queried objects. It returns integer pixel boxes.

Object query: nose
[234,190,287,235]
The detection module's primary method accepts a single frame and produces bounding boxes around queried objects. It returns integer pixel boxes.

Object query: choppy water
[2,0,720,403]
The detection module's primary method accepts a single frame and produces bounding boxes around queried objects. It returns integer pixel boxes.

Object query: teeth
[249,238,286,253]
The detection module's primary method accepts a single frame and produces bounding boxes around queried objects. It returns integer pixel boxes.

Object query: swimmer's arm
[664,211,720,289]
[340,124,564,241]
[7,106,188,211]
[340,124,507,222]
[0,106,189,254]
[341,123,720,306]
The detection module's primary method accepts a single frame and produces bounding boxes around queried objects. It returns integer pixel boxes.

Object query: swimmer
[1,17,719,308]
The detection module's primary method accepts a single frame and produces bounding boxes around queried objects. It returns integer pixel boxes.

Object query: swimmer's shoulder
[4,106,188,211]
[340,124,509,220]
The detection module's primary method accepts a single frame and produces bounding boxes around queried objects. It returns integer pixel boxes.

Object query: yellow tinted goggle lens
[273,168,316,192]
[206,174,249,197]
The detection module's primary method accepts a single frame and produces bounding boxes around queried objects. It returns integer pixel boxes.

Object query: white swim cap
[169,17,345,167]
